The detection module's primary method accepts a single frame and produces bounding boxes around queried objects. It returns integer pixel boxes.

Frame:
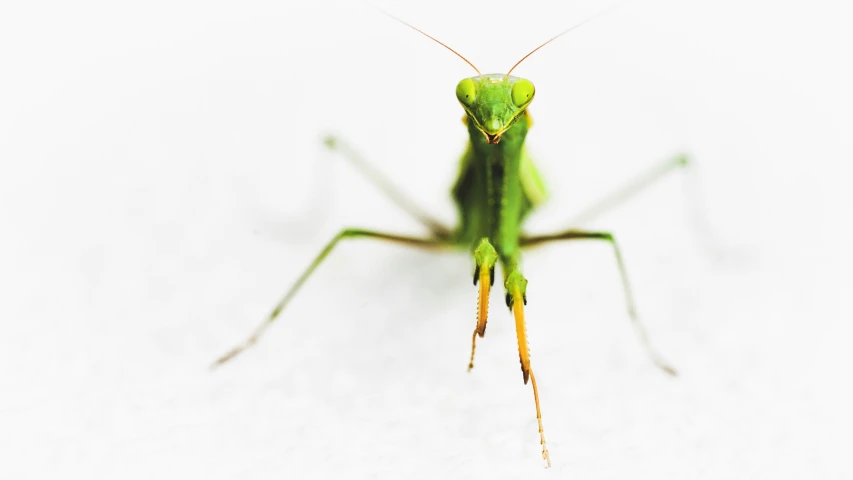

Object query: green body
[213,32,684,468]
[450,74,547,291]
[452,102,541,258]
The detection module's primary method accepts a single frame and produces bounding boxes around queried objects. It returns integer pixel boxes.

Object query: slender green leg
[521,230,677,376]
[565,154,689,227]
[323,136,453,239]
[212,228,450,368]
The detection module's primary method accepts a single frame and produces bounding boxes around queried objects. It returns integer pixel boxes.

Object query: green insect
[213,10,686,468]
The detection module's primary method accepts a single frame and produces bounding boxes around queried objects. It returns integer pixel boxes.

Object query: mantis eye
[511,79,535,108]
[456,78,477,107]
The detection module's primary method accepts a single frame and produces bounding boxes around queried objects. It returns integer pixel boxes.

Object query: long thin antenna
[374,7,482,77]
[506,4,621,77]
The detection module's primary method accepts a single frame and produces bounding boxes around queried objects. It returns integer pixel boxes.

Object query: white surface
[2,0,851,478]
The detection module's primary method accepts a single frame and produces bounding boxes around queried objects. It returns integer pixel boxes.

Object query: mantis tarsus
[212,10,687,468]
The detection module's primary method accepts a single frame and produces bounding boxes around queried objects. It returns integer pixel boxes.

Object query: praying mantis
[212,9,687,468]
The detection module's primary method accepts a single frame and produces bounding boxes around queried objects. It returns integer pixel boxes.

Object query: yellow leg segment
[507,271,550,468]
[469,265,493,371]
[468,238,498,372]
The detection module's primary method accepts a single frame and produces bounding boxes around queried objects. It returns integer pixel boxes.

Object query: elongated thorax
[450,74,538,263]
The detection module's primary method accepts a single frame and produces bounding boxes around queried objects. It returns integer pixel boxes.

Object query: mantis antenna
[374,7,483,78]
[506,4,622,77]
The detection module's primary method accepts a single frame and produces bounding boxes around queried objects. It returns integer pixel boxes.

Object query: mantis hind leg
[323,136,453,240]
[558,153,728,259]
[212,228,450,368]
[521,230,677,376]
[563,154,689,227]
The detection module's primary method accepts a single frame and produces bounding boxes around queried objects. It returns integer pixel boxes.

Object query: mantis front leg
[468,238,497,371]
[466,239,550,467]
[504,264,550,468]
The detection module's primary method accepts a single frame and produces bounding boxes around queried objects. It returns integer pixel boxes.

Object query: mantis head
[456,74,535,144]
[377,7,607,145]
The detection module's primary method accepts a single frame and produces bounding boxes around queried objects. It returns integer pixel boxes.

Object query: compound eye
[511,79,535,108]
[456,78,477,107]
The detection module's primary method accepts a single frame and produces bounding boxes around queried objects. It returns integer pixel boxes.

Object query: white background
[2,0,851,478]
